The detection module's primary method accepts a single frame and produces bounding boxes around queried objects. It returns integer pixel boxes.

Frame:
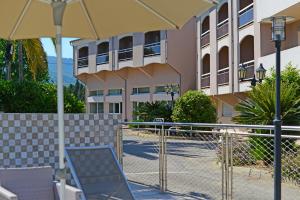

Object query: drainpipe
[124,79,128,121]
[230,0,235,93]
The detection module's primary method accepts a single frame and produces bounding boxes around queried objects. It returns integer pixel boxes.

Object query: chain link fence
[118,123,300,200]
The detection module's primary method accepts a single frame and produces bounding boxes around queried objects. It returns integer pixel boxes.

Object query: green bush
[282,148,300,185]
[134,101,172,122]
[0,80,85,113]
[172,90,217,123]
[234,65,300,164]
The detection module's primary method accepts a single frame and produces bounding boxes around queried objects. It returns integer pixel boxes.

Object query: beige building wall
[72,18,197,121]
[197,0,300,123]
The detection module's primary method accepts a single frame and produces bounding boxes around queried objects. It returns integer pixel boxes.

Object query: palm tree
[0,39,47,81]
[233,82,300,126]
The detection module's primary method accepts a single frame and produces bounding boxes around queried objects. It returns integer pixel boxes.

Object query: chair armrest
[54,182,82,200]
[0,186,18,200]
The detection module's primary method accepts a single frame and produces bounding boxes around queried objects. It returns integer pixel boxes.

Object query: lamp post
[238,63,266,86]
[263,16,293,200]
[165,84,179,109]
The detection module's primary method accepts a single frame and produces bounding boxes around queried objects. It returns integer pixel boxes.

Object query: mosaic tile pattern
[0,113,121,170]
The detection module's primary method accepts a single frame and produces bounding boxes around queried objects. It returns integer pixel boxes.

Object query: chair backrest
[0,166,55,200]
[65,146,135,200]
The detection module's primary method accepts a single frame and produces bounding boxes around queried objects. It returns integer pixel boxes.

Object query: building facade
[71,19,197,121]
[197,0,300,123]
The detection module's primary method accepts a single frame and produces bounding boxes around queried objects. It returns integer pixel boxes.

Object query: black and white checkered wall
[0,113,121,170]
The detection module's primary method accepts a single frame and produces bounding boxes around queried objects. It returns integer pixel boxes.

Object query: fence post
[222,130,233,200]
[116,125,123,168]
[163,125,167,191]
[159,125,167,192]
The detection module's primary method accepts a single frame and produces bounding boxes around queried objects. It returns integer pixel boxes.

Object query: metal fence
[117,122,300,200]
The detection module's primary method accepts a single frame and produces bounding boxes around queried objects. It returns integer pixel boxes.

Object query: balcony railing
[144,42,161,57]
[218,67,229,85]
[201,73,210,89]
[239,4,254,28]
[118,48,133,62]
[240,60,254,80]
[201,31,210,47]
[96,53,109,65]
[217,19,229,39]
[77,56,88,68]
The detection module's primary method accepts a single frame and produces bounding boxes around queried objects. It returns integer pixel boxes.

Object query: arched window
[144,31,161,57]
[201,16,210,47]
[218,3,228,24]
[240,35,254,79]
[239,0,253,10]
[218,46,229,70]
[217,3,229,39]
[78,47,88,68]
[239,0,254,27]
[202,54,210,74]
[240,35,254,63]
[201,54,210,88]
[218,46,229,85]
[97,42,109,65]
[118,36,133,61]
[202,16,210,34]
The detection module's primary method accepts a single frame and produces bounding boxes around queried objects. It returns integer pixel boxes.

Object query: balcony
[201,73,210,89]
[77,57,88,68]
[217,67,229,85]
[96,53,109,65]
[201,31,210,47]
[118,48,133,62]
[217,19,229,39]
[239,60,255,80]
[239,4,254,28]
[144,42,161,57]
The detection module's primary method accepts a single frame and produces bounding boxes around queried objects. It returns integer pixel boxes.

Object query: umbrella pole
[56,24,66,200]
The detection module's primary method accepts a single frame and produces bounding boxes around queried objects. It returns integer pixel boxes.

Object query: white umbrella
[0,0,216,199]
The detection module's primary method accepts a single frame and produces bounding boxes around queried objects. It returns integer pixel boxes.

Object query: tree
[172,90,217,123]
[233,66,300,126]
[0,38,49,82]
[134,101,172,122]
[0,80,85,113]
[233,65,300,163]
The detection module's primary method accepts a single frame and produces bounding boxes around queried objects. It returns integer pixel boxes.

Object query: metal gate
[117,122,300,200]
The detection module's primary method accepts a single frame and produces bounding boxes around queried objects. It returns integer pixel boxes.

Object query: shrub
[234,65,300,164]
[282,148,300,185]
[134,101,172,122]
[172,90,217,123]
[0,80,85,113]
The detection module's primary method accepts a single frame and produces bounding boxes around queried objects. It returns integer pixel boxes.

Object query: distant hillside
[47,56,76,85]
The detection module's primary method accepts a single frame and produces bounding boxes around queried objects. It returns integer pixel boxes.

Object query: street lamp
[238,63,266,86]
[263,15,293,200]
[165,84,179,109]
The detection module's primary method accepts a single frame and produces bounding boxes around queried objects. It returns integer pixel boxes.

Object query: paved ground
[130,182,198,200]
[123,131,300,200]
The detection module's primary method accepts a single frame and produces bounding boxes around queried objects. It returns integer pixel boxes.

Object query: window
[222,103,233,117]
[78,47,89,68]
[89,90,104,97]
[118,36,133,61]
[155,86,166,93]
[97,42,109,65]
[109,102,122,114]
[132,87,150,94]
[108,89,122,96]
[144,31,161,57]
[90,103,104,113]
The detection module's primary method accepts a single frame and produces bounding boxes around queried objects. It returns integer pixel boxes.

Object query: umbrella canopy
[0,0,214,40]
[0,0,216,199]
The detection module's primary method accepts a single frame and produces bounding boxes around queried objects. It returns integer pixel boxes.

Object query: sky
[41,38,76,59]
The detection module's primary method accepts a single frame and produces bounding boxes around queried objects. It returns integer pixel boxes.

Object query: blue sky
[41,38,76,59]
